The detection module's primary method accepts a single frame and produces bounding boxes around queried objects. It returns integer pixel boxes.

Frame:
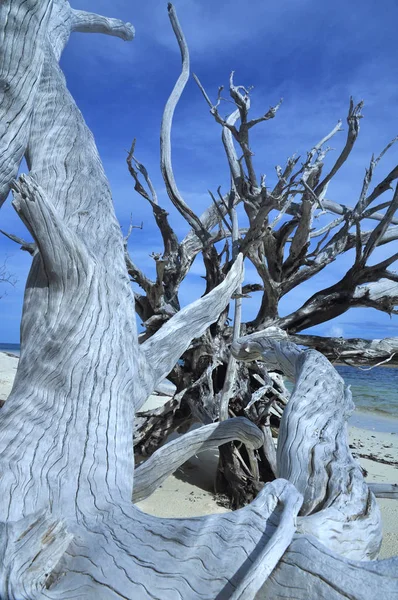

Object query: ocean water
[283,364,398,419]
[0,343,397,417]
[0,343,20,357]
[336,365,398,418]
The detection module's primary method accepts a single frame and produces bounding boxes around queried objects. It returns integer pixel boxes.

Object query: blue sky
[1,0,398,343]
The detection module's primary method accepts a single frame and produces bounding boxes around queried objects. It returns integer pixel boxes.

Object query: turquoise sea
[1,343,398,418]
[336,365,398,419]
[284,365,398,421]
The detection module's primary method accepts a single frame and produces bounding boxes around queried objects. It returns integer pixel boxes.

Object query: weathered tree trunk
[0,1,53,206]
[0,3,300,598]
[1,2,398,599]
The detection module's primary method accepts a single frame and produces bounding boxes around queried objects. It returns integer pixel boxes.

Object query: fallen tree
[122,3,398,506]
[4,0,398,507]
[1,1,398,598]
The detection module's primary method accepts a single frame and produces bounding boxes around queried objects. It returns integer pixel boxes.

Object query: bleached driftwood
[290,333,398,367]
[121,0,398,504]
[232,329,398,599]
[232,327,382,560]
[259,535,398,600]
[140,253,244,409]
[368,483,398,499]
[2,1,398,599]
[133,416,263,502]
[0,3,301,598]
[0,1,52,206]
[0,511,73,598]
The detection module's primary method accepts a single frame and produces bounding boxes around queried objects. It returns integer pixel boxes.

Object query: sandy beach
[1,351,397,560]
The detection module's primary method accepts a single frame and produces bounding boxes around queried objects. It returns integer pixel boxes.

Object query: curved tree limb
[133,416,263,502]
[0,8,309,598]
[315,98,363,198]
[71,9,135,39]
[160,4,209,240]
[232,328,382,560]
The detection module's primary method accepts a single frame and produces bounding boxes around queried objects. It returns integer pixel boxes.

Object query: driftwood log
[1,1,398,599]
[232,328,382,561]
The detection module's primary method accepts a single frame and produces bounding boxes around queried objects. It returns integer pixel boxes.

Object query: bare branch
[356,353,396,370]
[240,193,274,255]
[246,98,283,130]
[354,154,377,216]
[299,197,398,225]
[160,5,209,241]
[127,139,180,257]
[361,183,398,263]
[219,203,242,421]
[193,73,239,137]
[222,108,242,182]
[0,229,36,255]
[289,333,398,367]
[71,9,135,40]
[228,72,258,187]
[353,279,398,314]
[308,215,345,239]
[368,483,398,499]
[272,155,300,198]
[365,164,398,207]
[362,200,391,218]
[127,139,158,204]
[315,98,363,197]
[373,134,398,167]
[124,249,154,293]
[307,119,343,164]
[133,417,263,502]
[208,190,232,233]
[300,178,324,209]
[140,254,244,407]
[0,257,17,298]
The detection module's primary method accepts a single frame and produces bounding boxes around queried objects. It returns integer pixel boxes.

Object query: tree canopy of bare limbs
[123,2,398,506]
[1,1,398,599]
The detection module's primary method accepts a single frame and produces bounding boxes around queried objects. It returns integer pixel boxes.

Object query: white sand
[349,425,398,558]
[0,351,19,404]
[1,352,397,559]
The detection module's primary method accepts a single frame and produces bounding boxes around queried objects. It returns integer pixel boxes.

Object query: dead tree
[1,1,398,598]
[124,3,398,505]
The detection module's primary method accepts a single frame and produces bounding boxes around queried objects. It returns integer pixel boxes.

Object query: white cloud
[329,325,345,338]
